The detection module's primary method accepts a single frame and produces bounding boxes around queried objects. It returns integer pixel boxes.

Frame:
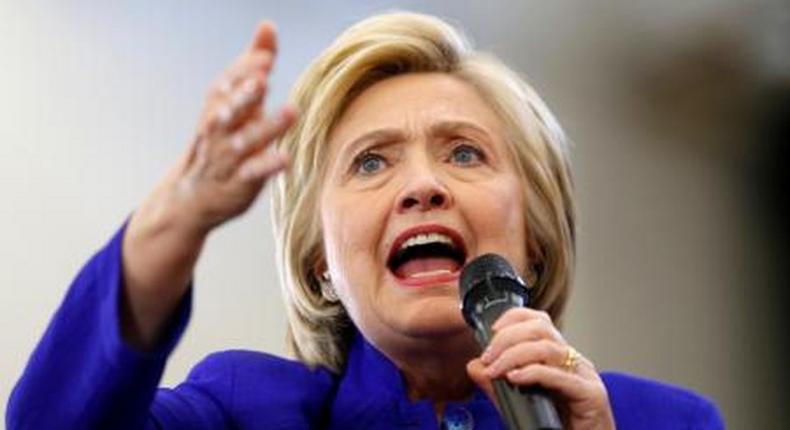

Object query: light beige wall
[2,1,784,427]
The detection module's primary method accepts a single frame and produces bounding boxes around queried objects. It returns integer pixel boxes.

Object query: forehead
[328,73,505,148]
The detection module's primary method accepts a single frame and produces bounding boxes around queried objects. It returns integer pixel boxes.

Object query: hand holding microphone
[462,254,615,430]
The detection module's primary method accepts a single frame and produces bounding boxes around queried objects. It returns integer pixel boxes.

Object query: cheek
[464,177,528,269]
[320,188,394,326]
[320,188,391,289]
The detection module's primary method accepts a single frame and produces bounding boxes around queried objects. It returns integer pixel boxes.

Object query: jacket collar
[325,330,503,429]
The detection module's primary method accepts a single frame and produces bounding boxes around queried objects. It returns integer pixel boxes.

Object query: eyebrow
[428,120,492,140]
[341,119,493,156]
[343,129,405,157]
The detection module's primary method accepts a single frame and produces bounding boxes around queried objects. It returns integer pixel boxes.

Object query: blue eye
[450,143,484,165]
[355,152,387,175]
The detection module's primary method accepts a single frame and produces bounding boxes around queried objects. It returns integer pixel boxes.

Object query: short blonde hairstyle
[272,11,575,373]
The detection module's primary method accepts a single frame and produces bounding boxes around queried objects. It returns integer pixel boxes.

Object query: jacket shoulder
[155,350,336,428]
[601,371,724,430]
[188,349,333,382]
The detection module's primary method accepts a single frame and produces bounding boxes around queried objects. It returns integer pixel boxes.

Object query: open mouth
[386,226,468,281]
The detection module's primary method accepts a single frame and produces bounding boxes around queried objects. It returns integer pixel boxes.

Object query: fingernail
[275,109,290,126]
[481,347,493,364]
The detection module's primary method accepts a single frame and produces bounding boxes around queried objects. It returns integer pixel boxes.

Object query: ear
[525,240,545,289]
[312,258,329,282]
[311,257,340,303]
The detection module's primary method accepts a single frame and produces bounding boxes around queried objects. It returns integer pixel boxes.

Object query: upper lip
[386,224,468,271]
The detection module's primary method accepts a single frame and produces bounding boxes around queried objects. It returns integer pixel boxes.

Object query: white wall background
[2,1,786,428]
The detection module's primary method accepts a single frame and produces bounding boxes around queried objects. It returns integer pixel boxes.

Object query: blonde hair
[272,11,575,373]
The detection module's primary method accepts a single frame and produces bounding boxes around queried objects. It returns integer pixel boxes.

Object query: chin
[391,294,470,338]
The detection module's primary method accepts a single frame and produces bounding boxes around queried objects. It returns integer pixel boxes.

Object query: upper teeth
[400,233,454,251]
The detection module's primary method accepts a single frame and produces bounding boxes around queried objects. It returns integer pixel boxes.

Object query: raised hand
[120,22,295,350]
[180,22,297,232]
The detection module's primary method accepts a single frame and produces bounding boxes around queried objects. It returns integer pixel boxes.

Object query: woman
[7,12,722,429]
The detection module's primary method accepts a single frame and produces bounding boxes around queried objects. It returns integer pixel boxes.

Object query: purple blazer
[6,223,724,429]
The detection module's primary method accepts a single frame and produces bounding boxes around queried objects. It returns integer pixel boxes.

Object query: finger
[229,106,296,155]
[202,105,294,182]
[482,318,563,365]
[209,49,275,103]
[209,76,267,132]
[227,76,267,126]
[485,339,566,378]
[229,50,275,88]
[243,49,275,78]
[237,147,290,183]
[466,358,495,402]
[249,21,277,54]
[492,307,552,332]
[234,106,296,182]
[505,364,593,403]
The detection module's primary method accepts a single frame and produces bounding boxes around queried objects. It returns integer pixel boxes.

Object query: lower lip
[393,271,460,288]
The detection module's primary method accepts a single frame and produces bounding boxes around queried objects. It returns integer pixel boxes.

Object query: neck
[384,330,481,415]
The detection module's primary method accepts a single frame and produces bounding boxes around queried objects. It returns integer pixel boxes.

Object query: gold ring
[562,345,581,372]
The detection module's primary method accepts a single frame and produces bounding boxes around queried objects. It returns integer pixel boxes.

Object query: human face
[320,73,527,352]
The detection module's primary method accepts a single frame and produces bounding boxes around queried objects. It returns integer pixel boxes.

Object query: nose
[396,166,453,213]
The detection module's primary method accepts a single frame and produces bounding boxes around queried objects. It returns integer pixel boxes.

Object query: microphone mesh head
[459,253,519,299]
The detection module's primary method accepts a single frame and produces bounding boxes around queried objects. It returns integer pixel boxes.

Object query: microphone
[460,253,563,430]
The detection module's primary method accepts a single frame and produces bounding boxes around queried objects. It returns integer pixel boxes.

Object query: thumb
[467,358,496,404]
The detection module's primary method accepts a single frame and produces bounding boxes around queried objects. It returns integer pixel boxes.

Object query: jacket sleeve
[5,221,229,430]
[603,371,725,430]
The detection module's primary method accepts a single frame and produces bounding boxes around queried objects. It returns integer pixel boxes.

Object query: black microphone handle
[492,379,562,430]
[474,300,562,430]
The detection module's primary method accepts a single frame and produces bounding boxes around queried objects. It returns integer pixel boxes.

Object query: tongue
[394,257,460,279]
